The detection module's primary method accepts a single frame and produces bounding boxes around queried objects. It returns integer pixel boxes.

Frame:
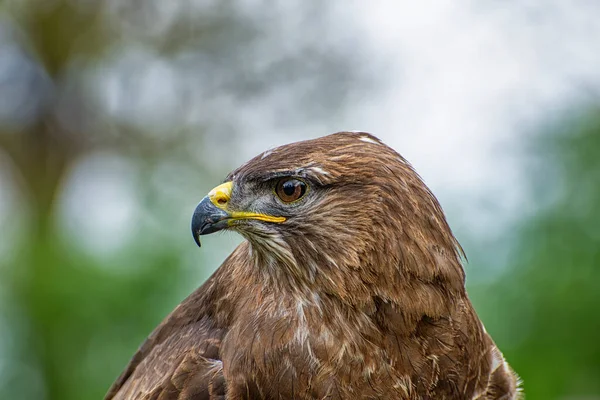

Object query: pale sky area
[1,0,600,266]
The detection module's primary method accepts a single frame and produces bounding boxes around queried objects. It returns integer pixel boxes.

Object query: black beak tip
[191,196,230,248]
[191,210,203,248]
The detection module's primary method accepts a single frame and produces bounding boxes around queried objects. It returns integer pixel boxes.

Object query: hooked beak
[191,181,286,247]
[191,195,230,247]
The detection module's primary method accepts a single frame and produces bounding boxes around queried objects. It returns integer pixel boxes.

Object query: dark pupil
[283,181,297,196]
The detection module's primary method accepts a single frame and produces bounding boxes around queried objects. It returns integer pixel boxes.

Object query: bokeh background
[0,1,599,399]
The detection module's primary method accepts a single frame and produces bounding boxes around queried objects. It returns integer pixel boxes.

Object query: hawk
[106,132,521,399]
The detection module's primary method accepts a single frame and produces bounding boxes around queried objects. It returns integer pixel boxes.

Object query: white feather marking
[295,301,308,342]
[319,327,332,344]
[311,292,322,315]
[490,348,503,372]
[359,136,380,145]
[329,155,350,161]
[481,321,488,334]
[393,376,412,396]
[502,359,511,374]
[294,300,320,365]
[310,166,330,175]
[260,149,275,159]
[323,253,339,268]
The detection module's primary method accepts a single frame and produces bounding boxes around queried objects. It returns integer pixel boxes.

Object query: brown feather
[106,132,521,399]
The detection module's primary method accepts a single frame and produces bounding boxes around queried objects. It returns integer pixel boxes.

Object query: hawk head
[192,132,465,309]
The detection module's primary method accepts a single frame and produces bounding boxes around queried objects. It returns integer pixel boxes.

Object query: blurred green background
[0,1,599,399]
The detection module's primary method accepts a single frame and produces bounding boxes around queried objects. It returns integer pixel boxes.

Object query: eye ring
[275,178,308,203]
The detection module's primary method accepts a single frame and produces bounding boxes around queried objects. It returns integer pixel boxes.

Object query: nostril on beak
[208,181,233,209]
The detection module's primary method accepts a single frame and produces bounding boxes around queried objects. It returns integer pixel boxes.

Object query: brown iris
[275,178,307,203]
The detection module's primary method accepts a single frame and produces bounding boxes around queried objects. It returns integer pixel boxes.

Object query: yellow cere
[208,181,234,209]
[207,181,286,224]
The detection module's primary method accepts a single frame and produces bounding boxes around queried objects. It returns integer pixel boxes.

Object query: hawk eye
[275,178,307,203]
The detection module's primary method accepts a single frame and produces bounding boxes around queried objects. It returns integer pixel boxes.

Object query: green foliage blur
[467,110,600,399]
[0,1,599,400]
